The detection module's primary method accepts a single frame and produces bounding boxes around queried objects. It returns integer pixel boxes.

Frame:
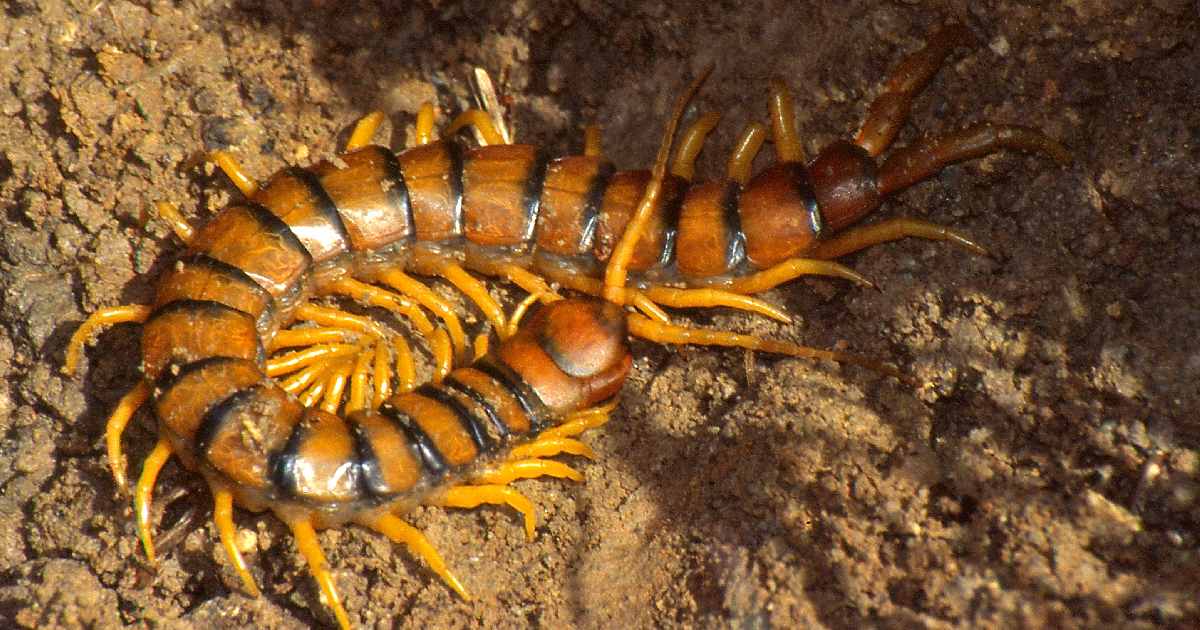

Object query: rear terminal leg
[854,24,977,157]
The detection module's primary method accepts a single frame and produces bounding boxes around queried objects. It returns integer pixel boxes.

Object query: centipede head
[498,298,631,415]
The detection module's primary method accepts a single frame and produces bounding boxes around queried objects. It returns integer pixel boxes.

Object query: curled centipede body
[67,24,1069,628]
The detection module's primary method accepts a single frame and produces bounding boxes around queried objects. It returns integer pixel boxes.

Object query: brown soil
[1,1,1197,628]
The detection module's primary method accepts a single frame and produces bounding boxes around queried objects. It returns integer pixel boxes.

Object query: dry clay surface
[1,1,1198,628]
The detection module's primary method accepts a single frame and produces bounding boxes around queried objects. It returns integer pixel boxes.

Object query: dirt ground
[1,0,1197,628]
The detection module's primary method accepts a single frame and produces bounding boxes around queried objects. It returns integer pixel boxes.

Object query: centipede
[65,24,1069,628]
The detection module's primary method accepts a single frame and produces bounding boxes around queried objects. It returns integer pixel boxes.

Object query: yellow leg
[269,327,358,351]
[508,436,596,461]
[670,111,720,181]
[726,258,875,295]
[319,359,354,414]
[768,79,805,162]
[347,345,374,413]
[472,332,490,362]
[540,402,617,440]
[642,286,792,323]
[497,263,560,303]
[325,278,436,337]
[280,361,330,396]
[726,122,767,185]
[213,487,261,597]
[106,380,152,490]
[626,314,905,381]
[629,290,671,324]
[415,103,437,146]
[289,519,352,630]
[154,201,195,244]
[504,292,544,339]
[472,459,583,486]
[393,335,417,393]
[806,217,990,261]
[266,343,358,377]
[435,484,538,541]
[358,513,470,600]
[377,268,467,364]
[208,150,258,197]
[443,109,506,146]
[299,375,328,408]
[346,111,386,151]
[134,437,172,563]
[373,342,393,404]
[294,303,391,339]
[583,124,603,157]
[64,304,151,375]
[438,263,506,333]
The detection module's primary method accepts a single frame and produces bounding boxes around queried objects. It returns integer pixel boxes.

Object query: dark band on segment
[178,253,274,311]
[578,161,616,251]
[442,374,510,441]
[195,385,264,456]
[658,180,686,267]
[145,299,266,365]
[415,383,495,453]
[244,202,314,263]
[378,402,448,477]
[521,149,551,242]
[446,142,465,236]
[348,417,388,498]
[377,147,415,242]
[153,355,246,397]
[473,357,550,431]
[787,162,823,239]
[720,181,746,269]
[285,167,353,247]
[269,412,308,496]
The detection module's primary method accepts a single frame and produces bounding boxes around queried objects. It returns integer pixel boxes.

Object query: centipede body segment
[65,24,1069,628]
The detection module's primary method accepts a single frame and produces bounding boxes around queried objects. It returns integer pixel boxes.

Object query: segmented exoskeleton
[65,24,1068,628]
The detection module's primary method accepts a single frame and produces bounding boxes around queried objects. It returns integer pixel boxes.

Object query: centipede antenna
[603,64,713,303]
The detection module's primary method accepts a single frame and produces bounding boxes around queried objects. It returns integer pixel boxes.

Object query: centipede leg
[435,484,538,541]
[213,486,261,597]
[726,122,767,185]
[345,111,386,151]
[583,124,603,157]
[854,24,977,157]
[768,79,805,162]
[806,217,991,261]
[153,201,195,243]
[324,278,453,379]
[472,459,584,485]
[443,109,506,146]
[540,401,618,440]
[64,304,151,375]
[438,263,507,334]
[376,268,468,363]
[134,437,172,563]
[207,150,258,197]
[726,258,876,295]
[414,103,437,146]
[105,380,152,490]
[670,111,721,181]
[877,122,1071,197]
[288,519,352,630]
[508,436,596,461]
[357,513,470,599]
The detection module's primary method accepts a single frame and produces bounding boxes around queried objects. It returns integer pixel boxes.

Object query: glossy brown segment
[253,170,350,263]
[534,155,610,255]
[206,384,303,491]
[499,299,630,414]
[347,411,422,494]
[311,147,413,252]
[152,358,263,453]
[140,302,262,381]
[153,256,274,322]
[397,141,462,242]
[387,394,479,467]
[592,171,685,271]
[450,367,533,435]
[282,409,362,503]
[463,144,542,246]
[739,162,822,267]
[188,204,312,297]
[675,181,735,278]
